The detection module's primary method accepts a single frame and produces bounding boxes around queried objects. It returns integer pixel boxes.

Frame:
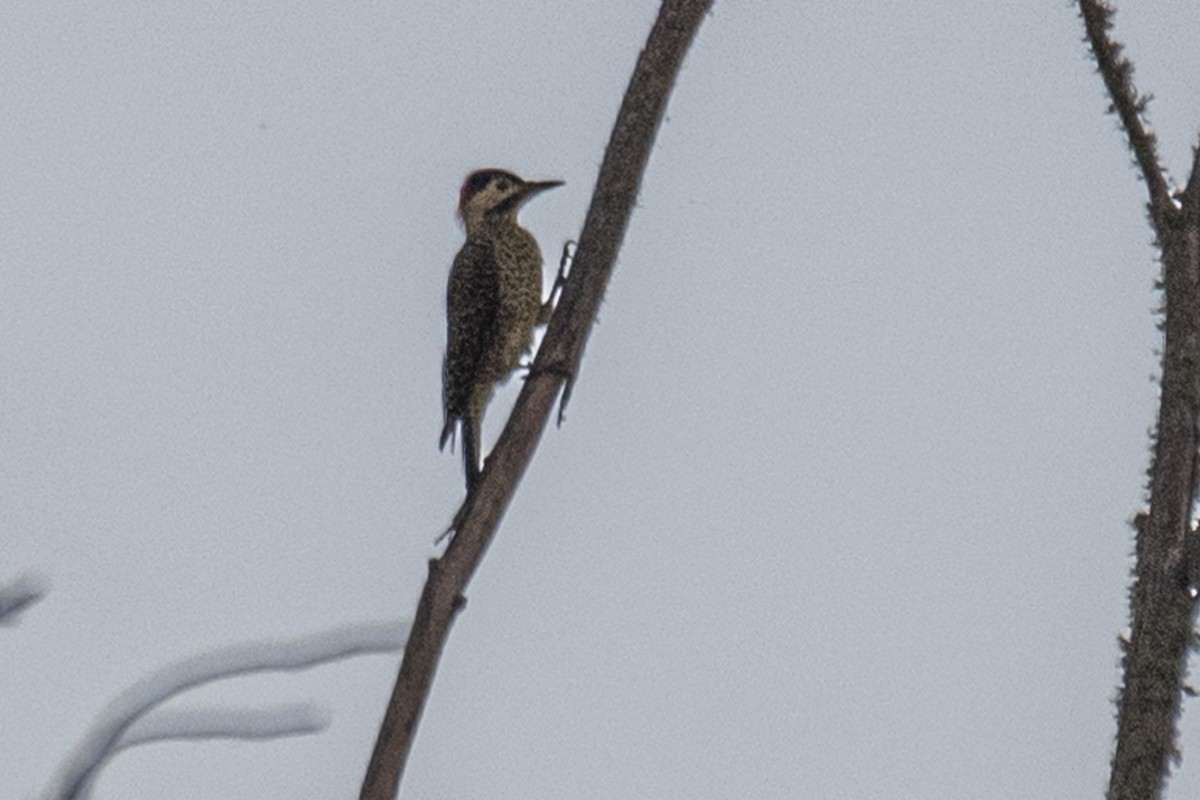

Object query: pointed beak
[519,179,564,201]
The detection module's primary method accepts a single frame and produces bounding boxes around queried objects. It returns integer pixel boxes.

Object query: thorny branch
[1077,3,1200,799]
[1077,0,1176,224]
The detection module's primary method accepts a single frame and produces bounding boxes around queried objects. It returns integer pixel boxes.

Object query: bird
[440,168,563,492]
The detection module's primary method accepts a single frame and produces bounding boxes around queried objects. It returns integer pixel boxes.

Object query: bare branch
[115,704,331,750]
[0,572,49,626]
[1108,190,1199,800]
[47,619,408,800]
[1080,6,1200,799]
[1077,0,1176,223]
[359,2,714,797]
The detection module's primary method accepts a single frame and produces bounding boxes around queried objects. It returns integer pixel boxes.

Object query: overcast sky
[6,2,1200,798]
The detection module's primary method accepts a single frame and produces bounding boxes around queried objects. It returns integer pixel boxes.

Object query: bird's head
[457,169,563,234]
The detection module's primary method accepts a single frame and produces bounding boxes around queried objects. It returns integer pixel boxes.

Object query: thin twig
[1077,0,1175,223]
[115,704,330,750]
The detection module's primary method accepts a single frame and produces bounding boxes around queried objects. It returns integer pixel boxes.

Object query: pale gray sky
[6,2,1200,798]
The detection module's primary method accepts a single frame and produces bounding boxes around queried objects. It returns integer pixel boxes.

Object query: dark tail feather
[462,416,481,492]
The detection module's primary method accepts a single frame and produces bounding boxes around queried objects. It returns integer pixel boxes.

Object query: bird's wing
[441,238,499,446]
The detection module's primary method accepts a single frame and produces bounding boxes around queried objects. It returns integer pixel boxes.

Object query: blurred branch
[1078,4,1200,799]
[1077,0,1176,223]
[46,619,408,800]
[359,1,714,797]
[0,572,49,626]
[115,703,331,750]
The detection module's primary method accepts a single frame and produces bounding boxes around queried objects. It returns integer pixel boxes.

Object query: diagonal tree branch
[1077,0,1176,224]
[0,572,49,626]
[1077,4,1200,799]
[359,2,713,797]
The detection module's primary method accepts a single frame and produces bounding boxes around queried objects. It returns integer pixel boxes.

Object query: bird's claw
[524,360,573,382]
[540,240,576,323]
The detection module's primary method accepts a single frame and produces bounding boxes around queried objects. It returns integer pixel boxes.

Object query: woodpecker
[440,169,563,492]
